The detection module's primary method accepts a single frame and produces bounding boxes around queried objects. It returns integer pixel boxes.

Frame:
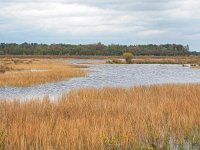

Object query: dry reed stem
[0,84,199,149]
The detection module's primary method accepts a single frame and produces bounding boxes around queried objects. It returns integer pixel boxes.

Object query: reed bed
[0,84,199,149]
[2,55,200,64]
[109,56,200,64]
[132,56,200,64]
[0,58,86,86]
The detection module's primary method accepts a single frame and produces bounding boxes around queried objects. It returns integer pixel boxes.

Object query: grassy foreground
[0,84,199,149]
[0,58,86,86]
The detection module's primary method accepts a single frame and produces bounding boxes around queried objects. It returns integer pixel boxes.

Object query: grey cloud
[0,0,200,51]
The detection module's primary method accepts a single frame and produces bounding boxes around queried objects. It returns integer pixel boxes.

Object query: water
[1,59,200,100]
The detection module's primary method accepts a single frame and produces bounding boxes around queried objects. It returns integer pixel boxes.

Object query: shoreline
[0,58,87,87]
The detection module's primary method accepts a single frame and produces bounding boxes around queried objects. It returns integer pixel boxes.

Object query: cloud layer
[0,0,200,51]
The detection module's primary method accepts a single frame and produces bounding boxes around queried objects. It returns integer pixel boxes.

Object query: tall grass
[0,84,199,149]
[0,58,86,86]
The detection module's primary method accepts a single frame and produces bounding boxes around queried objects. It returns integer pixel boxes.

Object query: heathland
[0,84,199,149]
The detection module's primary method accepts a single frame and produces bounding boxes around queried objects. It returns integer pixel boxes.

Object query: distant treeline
[0,43,198,56]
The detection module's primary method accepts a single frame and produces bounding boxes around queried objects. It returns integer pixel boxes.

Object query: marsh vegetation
[108,56,200,65]
[0,57,200,149]
[0,58,86,86]
[0,84,199,149]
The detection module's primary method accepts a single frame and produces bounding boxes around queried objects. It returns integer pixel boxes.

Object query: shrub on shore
[123,52,134,64]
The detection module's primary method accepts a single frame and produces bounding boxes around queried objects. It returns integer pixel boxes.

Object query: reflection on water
[1,59,200,100]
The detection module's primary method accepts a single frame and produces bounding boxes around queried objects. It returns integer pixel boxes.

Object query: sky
[0,0,200,51]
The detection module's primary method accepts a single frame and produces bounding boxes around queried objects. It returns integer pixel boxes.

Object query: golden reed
[0,58,86,86]
[0,84,199,149]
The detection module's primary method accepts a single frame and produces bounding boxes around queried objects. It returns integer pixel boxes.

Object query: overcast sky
[0,0,200,51]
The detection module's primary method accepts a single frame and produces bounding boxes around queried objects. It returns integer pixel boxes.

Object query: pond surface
[1,59,200,100]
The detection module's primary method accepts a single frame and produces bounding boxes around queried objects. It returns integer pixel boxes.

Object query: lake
[1,59,200,100]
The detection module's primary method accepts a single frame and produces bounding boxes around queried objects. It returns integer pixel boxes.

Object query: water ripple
[1,59,200,100]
